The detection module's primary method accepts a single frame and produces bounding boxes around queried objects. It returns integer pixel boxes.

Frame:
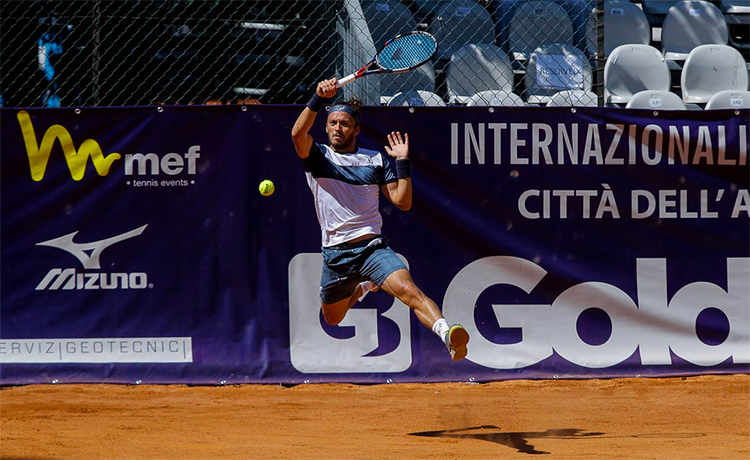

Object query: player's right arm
[291,78,337,159]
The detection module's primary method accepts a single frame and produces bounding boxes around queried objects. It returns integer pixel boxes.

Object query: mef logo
[17,110,121,181]
[16,110,201,182]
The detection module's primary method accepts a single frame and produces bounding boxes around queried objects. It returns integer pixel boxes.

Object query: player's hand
[317,78,338,99]
[385,131,409,159]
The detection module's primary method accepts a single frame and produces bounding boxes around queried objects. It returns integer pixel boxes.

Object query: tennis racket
[336,31,438,88]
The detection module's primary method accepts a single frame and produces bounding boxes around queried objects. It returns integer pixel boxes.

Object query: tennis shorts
[319,235,407,304]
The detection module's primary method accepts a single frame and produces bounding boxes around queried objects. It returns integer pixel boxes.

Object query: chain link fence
[0,0,602,108]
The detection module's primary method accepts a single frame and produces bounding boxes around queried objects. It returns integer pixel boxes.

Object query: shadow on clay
[409,425,705,455]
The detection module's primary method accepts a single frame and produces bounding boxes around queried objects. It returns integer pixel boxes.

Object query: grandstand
[0,0,748,108]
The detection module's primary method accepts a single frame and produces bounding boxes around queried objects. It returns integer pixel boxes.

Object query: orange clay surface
[1,374,748,460]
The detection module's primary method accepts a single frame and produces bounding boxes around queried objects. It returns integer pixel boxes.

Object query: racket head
[375,31,438,72]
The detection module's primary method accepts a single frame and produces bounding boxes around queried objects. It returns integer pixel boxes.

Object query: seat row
[373,41,592,105]
[362,0,591,65]
[387,88,750,109]
[605,43,749,107]
[590,0,747,67]
[359,0,749,106]
[362,0,749,64]
[377,40,749,109]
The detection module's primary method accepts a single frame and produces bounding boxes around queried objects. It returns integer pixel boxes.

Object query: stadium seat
[625,90,687,109]
[604,44,671,105]
[361,0,417,47]
[546,89,598,106]
[428,0,495,61]
[720,0,750,50]
[661,0,729,63]
[641,0,682,15]
[489,0,520,50]
[524,43,593,104]
[412,0,453,23]
[465,90,526,106]
[721,0,750,12]
[507,0,574,61]
[559,0,595,51]
[681,44,750,104]
[586,0,651,57]
[378,61,437,105]
[704,89,750,109]
[387,89,446,106]
[640,0,681,27]
[361,1,434,105]
[446,43,515,104]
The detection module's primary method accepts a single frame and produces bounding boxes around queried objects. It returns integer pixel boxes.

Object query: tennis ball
[259,179,275,196]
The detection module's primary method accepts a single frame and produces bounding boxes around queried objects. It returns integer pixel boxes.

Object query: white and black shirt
[302,142,397,247]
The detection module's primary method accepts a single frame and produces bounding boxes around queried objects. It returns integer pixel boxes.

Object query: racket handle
[336,74,356,88]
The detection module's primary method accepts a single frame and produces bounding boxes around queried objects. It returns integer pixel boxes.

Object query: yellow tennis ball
[259,179,275,196]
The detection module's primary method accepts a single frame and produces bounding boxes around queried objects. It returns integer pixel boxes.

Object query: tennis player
[291,77,469,361]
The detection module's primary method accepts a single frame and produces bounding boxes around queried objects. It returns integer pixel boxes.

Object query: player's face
[326,111,360,152]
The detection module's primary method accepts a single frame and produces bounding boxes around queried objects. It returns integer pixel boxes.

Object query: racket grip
[336,74,356,88]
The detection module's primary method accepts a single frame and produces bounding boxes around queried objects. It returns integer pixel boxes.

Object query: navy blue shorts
[319,235,407,304]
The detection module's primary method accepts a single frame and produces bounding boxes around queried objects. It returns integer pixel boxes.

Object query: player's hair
[329,97,362,124]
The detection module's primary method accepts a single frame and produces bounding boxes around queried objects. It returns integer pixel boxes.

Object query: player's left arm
[381,131,412,211]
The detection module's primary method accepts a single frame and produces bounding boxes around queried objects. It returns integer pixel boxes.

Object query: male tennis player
[291,77,469,361]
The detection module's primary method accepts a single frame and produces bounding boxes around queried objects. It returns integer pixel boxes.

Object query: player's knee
[321,305,345,326]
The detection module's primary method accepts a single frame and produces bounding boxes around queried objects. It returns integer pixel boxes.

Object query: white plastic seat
[507,1,574,61]
[387,90,446,106]
[641,0,682,16]
[625,90,687,109]
[681,44,749,104]
[490,0,521,49]
[412,0,453,22]
[428,0,495,60]
[362,0,434,103]
[377,61,436,104]
[720,0,750,50]
[546,89,598,107]
[559,0,594,51]
[604,44,671,104]
[720,0,750,14]
[361,0,417,47]
[446,43,515,104]
[704,89,750,109]
[465,90,526,106]
[585,0,651,57]
[524,43,593,105]
[661,0,729,62]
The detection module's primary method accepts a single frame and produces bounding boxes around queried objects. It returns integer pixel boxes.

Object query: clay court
[2,374,748,459]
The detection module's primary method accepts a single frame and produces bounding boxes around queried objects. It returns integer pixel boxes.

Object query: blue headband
[329,104,358,119]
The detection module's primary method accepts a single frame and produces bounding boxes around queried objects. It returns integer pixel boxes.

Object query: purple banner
[1,105,748,384]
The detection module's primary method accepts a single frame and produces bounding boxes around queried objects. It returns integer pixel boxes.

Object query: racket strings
[376,34,437,71]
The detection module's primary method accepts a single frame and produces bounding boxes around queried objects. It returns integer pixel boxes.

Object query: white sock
[432,318,450,342]
[358,281,376,301]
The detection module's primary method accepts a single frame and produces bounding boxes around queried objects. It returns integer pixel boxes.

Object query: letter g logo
[288,253,412,373]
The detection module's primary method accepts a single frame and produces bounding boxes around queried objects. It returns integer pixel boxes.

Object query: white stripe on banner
[0,337,193,363]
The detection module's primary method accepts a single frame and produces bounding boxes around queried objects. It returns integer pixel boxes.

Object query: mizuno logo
[36,225,148,269]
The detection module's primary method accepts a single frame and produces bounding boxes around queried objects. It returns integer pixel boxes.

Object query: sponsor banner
[0,338,192,363]
[0,106,748,384]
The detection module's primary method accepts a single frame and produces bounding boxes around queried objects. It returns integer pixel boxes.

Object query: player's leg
[321,298,350,326]
[320,280,379,325]
[319,241,380,326]
[380,268,440,328]
[378,269,470,362]
[350,280,379,306]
